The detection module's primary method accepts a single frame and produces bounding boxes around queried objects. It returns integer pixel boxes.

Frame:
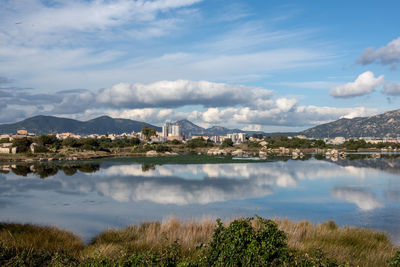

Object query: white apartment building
[227,133,246,144]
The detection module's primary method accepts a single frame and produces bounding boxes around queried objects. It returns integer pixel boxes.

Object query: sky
[0,0,399,132]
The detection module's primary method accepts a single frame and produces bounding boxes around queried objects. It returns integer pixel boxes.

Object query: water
[0,154,399,244]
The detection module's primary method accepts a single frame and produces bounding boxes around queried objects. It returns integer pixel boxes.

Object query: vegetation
[186,138,214,149]
[0,217,398,266]
[141,126,156,141]
[220,138,233,148]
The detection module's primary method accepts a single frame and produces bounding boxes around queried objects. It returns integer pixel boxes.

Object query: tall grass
[276,219,397,267]
[0,219,398,266]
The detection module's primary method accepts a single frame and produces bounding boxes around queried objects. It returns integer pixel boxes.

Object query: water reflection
[0,163,100,178]
[331,187,384,211]
[0,156,399,244]
[0,159,396,207]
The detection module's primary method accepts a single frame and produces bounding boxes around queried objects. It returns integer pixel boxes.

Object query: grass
[0,218,398,266]
[277,219,397,267]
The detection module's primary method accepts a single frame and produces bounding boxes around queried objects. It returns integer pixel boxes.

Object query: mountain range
[300,109,400,138]
[0,115,161,135]
[1,108,400,138]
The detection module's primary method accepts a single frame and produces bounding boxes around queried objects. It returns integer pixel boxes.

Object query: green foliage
[142,126,156,141]
[243,141,261,148]
[220,138,234,148]
[390,249,400,266]
[264,136,324,149]
[62,137,78,147]
[186,138,214,148]
[171,139,182,145]
[342,139,369,151]
[12,137,32,153]
[203,216,290,266]
[0,138,10,144]
[38,134,58,146]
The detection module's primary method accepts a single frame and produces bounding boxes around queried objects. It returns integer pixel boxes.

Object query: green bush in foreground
[202,216,289,266]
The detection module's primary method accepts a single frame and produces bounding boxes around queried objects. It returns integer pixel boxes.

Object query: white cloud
[0,0,202,45]
[356,37,400,66]
[96,80,273,109]
[382,83,400,96]
[329,71,384,98]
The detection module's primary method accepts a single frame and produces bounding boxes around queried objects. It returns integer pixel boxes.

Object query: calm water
[0,155,399,243]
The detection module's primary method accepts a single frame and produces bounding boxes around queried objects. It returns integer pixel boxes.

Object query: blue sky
[0,0,399,132]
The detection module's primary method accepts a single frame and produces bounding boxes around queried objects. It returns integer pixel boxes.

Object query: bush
[186,138,214,148]
[203,216,289,266]
[220,138,234,148]
[390,249,400,266]
[12,138,32,153]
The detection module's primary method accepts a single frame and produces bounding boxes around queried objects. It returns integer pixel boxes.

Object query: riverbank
[1,217,398,266]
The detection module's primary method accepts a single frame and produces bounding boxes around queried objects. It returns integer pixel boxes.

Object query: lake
[0,154,399,244]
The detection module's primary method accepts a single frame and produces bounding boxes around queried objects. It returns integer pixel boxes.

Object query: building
[162,122,182,141]
[227,133,246,144]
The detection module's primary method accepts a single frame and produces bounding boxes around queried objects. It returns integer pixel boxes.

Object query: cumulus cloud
[382,83,400,96]
[0,77,378,128]
[96,80,273,109]
[329,71,384,98]
[356,37,400,66]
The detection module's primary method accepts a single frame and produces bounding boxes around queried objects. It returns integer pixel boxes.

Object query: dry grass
[84,217,215,259]
[276,219,397,267]
[0,222,83,257]
[1,219,398,266]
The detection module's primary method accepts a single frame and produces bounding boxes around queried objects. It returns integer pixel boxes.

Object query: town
[1,121,400,159]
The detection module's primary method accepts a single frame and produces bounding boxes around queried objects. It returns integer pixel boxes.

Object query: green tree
[12,137,32,153]
[142,126,156,141]
[220,138,234,148]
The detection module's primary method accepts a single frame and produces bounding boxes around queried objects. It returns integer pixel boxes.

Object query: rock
[231,149,243,157]
[146,150,158,157]
[259,141,268,147]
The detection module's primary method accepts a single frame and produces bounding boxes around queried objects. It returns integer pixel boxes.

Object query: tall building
[171,123,182,137]
[162,122,182,141]
[162,122,170,138]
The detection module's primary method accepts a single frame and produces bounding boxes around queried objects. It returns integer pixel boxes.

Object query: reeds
[0,218,398,266]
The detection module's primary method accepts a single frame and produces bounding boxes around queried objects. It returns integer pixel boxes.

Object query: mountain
[301,109,400,138]
[175,119,264,136]
[0,115,161,135]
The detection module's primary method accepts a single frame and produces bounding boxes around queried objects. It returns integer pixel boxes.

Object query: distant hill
[301,109,400,138]
[0,115,161,135]
[175,119,266,136]
[8,108,400,138]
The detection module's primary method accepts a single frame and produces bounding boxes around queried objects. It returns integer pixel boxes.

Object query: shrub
[220,138,234,148]
[390,249,400,266]
[12,137,32,153]
[203,216,289,266]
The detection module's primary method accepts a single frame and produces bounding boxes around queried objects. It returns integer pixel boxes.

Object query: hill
[175,119,266,136]
[301,109,400,138]
[0,115,161,135]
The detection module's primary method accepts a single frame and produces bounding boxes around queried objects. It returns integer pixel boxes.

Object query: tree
[12,137,32,153]
[142,126,156,141]
[220,138,233,148]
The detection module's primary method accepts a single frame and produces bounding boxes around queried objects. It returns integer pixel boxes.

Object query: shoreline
[0,147,394,163]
